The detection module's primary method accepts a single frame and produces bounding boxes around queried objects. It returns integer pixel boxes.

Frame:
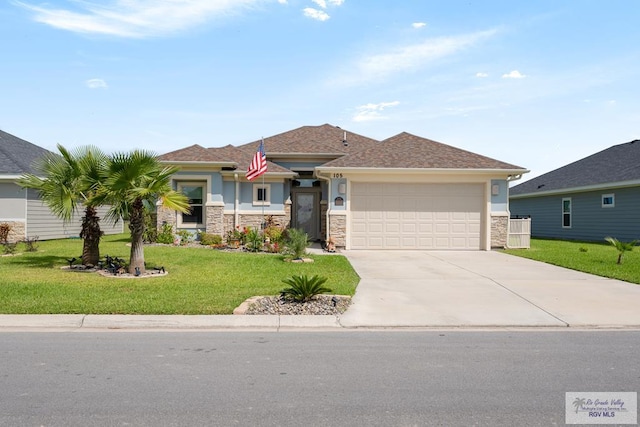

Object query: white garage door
[350,182,483,250]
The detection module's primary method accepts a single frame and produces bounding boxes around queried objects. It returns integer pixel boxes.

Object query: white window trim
[253,183,271,206]
[602,193,615,208]
[177,181,205,228]
[562,197,572,229]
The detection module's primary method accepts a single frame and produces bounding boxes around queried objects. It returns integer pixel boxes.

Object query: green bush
[284,228,309,259]
[176,229,193,245]
[156,223,174,244]
[264,225,285,244]
[199,232,222,246]
[280,274,332,302]
[245,227,263,252]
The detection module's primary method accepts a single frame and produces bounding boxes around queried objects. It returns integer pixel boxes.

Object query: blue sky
[1,1,638,181]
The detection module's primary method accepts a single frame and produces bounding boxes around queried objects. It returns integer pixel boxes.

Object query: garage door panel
[350,182,483,250]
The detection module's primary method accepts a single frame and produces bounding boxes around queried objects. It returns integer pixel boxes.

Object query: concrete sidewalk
[2,250,640,330]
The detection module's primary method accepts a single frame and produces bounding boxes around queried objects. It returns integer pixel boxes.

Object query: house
[0,130,123,242]
[158,124,528,250]
[509,139,640,242]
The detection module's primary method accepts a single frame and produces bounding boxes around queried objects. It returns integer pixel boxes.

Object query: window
[562,198,571,228]
[602,193,615,208]
[178,183,204,226]
[253,184,271,206]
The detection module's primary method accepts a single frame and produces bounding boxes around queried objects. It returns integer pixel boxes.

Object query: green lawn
[0,234,360,314]
[503,238,640,284]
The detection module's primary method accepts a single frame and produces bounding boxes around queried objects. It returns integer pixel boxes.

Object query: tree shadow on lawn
[7,253,129,270]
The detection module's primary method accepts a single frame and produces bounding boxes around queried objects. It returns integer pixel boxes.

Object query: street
[1,330,638,426]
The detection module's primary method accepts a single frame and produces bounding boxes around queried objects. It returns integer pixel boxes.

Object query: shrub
[23,236,39,252]
[264,225,285,244]
[176,229,193,245]
[280,274,332,302]
[283,228,309,259]
[2,242,17,255]
[199,232,222,246]
[142,211,158,243]
[156,223,174,244]
[604,236,638,264]
[245,227,263,252]
[0,223,11,243]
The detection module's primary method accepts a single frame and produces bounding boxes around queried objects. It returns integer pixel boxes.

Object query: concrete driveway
[339,250,640,328]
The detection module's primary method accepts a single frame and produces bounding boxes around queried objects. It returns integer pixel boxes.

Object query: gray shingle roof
[0,130,53,175]
[510,139,640,196]
[322,132,525,170]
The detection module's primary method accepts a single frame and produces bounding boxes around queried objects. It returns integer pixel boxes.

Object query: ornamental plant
[604,236,638,264]
[283,228,309,259]
[280,274,332,302]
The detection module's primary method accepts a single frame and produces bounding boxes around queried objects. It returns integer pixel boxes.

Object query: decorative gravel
[244,295,351,315]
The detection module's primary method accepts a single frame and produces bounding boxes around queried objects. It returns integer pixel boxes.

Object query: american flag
[246,139,267,181]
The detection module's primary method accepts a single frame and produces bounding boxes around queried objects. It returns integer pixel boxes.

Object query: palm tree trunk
[80,206,102,266]
[128,198,146,274]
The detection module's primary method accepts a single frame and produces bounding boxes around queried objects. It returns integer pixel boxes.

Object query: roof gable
[0,130,53,175]
[239,124,380,155]
[511,140,640,196]
[322,132,525,170]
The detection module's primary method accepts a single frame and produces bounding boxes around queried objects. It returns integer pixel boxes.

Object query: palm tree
[573,397,586,413]
[97,150,189,274]
[18,144,108,265]
[604,236,638,264]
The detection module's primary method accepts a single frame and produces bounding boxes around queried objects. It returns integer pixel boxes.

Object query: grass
[0,234,360,314]
[503,238,640,284]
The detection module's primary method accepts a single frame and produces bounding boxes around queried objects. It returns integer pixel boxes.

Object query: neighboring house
[0,130,123,242]
[158,124,527,250]
[510,139,640,242]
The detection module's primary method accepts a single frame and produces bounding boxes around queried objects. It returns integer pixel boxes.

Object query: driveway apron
[339,250,640,328]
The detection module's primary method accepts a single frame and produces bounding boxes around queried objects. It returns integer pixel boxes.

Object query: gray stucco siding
[510,187,640,242]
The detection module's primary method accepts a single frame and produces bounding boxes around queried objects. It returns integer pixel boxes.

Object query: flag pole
[261,137,265,232]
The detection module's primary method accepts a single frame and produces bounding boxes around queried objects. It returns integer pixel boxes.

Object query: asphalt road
[1,330,638,426]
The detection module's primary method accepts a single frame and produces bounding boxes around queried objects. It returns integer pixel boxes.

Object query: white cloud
[412,22,426,29]
[328,0,344,5]
[277,0,287,3]
[85,78,108,89]
[337,29,497,85]
[502,70,526,79]
[476,72,488,78]
[13,0,265,38]
[303,7,330,21]
[353,101,400,122]
[312,0,327,8]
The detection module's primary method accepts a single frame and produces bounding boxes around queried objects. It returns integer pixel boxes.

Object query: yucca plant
[280,274,332,302]
[604,236,638,264]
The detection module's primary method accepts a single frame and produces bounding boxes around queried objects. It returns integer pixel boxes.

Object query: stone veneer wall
[1,221,26,243]
[491,214,508,248]
[156,206,176,231]
[320,201,327,241]
[328,214,346,248]
[205,205,224,235]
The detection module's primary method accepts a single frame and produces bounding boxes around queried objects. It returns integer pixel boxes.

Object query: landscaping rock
[236,295,351,315]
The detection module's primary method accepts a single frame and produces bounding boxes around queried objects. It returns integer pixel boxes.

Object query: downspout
[234,173,240,227]
[316,172,331,242]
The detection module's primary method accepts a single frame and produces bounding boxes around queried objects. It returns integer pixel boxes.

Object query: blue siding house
[510,140,640,242]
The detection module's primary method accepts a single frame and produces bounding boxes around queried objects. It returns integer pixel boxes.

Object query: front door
[292,189,320,240]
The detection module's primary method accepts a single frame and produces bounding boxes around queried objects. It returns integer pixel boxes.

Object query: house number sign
[332,173,343,178]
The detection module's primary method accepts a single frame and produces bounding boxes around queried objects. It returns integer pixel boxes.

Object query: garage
[350,182,484,250]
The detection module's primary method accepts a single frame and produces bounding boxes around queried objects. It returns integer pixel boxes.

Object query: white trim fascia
[160,160,236,168]
[0,174,28,181]
[315,167,529,176]
[220,171,296,180]
[223,209,286,216]
[0,218,26,222]
[510,179,640,199]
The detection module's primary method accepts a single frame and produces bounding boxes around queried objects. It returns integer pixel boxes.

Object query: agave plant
[604,236,638,264]
[280,274,332,302]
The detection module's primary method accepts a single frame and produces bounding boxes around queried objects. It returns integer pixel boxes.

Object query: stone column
[205,203,225,236]
[329,212,347,248]
[490,213,509,248]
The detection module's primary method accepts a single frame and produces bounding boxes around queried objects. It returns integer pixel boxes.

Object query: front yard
[0,234,360,314]
[503,238,640,284]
